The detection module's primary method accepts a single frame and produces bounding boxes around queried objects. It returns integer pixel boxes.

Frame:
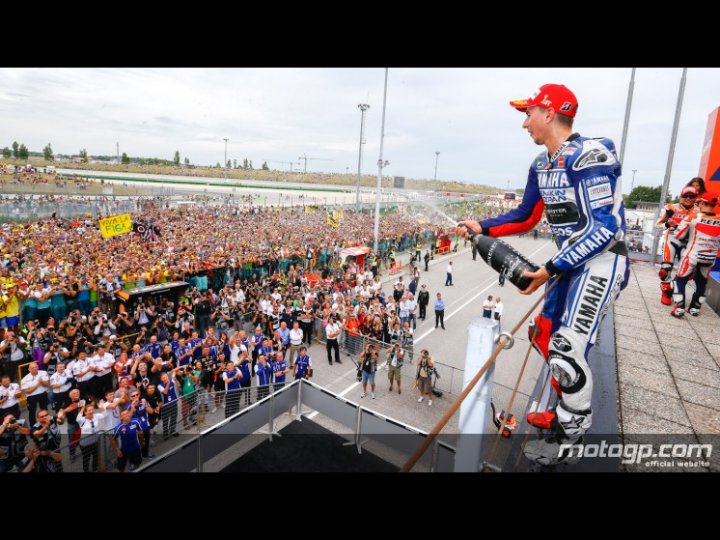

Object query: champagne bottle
[472,235,540,290]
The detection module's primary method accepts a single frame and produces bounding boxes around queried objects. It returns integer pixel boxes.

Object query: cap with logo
[681,186,698,197]
[699,191,718,205]
[509,83,579,118]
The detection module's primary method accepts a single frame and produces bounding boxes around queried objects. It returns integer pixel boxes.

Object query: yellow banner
[99,213,132,238]
[326,211,338,229]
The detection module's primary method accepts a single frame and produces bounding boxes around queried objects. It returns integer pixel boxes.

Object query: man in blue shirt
[294,346,312,380]
[222,361,242,418]
[111,409,144,472]
[254,354,273,402]
[433,293,445,330]
[158,371,179,439]
[125,389,154,459]
[271,351,289,392]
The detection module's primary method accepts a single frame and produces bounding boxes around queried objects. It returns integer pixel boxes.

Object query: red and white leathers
[671,211,720,316]
[656,202,697,305]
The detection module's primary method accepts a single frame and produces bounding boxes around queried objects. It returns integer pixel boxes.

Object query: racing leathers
[656,202,697,305]
[671,211,720,316]
[479,133,629,463]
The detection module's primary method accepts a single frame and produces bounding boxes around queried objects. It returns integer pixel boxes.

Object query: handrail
[400,279,558,472]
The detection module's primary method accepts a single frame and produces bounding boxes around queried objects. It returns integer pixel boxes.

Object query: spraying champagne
[471,234,540,291]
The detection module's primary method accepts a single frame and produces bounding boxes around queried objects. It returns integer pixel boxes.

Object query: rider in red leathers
[656,186,698,305]
[671,191,720,317]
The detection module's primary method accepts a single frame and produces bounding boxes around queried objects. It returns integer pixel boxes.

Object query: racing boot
[660,281,673,306]
[524,402,591,466]
[688,291,704,316]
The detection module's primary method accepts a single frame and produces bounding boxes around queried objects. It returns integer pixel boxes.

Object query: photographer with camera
[385,343,405,395]
[415,350,435,406]
[211,304,233,334]
[93,313,117,338]
[134,300,153,331]
[31,408,65,473]
[0,330,28,378]
[0,412,31,472]
[114,309,135,335]
[359,343,378,400]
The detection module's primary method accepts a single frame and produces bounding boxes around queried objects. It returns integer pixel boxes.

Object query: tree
[79,149,88,163]
[12,141,19,158]
[625,185,663,208]
[249,160,253,170]
[174,150,180,165]
[121,152,130,165]
[43,143,54,161]
[216,162,221,168]
[261,161,269,171]
[233,159,237,169]
[18,144,29,160]
[243,158,248,170]
[184,157,190,165]
[1,147,10,159]
[226,159,231,168]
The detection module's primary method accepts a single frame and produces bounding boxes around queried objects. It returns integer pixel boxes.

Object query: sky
[1,67,718,197]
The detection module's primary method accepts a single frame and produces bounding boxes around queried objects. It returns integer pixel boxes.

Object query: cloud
[0,67,717,196]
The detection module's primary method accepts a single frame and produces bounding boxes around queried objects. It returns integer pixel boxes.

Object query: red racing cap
[699,191,718,205]
[509,83,579,118]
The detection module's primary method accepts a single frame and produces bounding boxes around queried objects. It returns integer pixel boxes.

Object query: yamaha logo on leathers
[572,276,608,336]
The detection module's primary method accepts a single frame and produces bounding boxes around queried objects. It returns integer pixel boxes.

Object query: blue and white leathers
[480,134,629,438]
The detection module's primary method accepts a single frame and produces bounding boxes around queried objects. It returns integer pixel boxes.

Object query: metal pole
[356,103,370,210]
[650,68,688,266]
[373,68,389,253]
[618,67,636,165]
[434,151,440,181]
[223,138,229,182]
[631,169,637,193]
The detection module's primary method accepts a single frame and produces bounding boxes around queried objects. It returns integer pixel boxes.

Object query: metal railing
[138,378,457,473]
[14,384,283,473]
[311,315,465,397]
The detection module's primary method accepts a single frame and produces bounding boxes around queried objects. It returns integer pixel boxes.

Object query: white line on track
[307,241,552,412]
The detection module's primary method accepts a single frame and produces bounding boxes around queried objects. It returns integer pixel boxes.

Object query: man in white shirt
[406,293,418,330]
[49,362,73,411]
[71,351,95,400]
[91,345,115,396]
[325,317,342,365]
[0,374,22,420]
[21,362,49,422]
[445,261,454,286]
[482,295,495,319]
[76,403,107,472]
[288,321,304,367]
[494,297,504,331]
